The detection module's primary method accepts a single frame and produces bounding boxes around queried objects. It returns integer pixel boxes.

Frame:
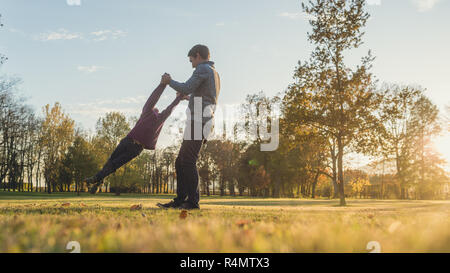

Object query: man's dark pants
[95,136,144,181]
[173,120,207,207]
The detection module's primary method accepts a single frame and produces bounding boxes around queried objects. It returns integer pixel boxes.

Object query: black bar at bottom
[0,253,447,272]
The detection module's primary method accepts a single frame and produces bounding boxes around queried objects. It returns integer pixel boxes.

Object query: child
[84,79,189,194]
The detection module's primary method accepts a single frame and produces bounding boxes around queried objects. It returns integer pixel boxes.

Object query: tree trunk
[330,142,339,199]
[337,136,346,206]
[47,178,52,194]
[311,169,320,199]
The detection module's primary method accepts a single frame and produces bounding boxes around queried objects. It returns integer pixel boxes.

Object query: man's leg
[160,120,204,209]
[158,122,193,208]
[173,151,187,204]
[177,139,203,207]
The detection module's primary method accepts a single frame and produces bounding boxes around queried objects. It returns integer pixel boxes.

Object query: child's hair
[188,44,210,60]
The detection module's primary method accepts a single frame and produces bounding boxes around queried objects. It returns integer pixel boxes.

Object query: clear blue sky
[1,0,449,167]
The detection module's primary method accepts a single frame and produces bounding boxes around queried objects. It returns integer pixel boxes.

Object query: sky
[0,0,449,169]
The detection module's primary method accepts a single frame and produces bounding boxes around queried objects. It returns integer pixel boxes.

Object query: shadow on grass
[203,199,441,208]
[204,200,338,207]
[0,191,176,200]
[0,206,164,215]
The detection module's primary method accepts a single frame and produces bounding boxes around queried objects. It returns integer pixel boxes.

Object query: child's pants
[95,136,144,181]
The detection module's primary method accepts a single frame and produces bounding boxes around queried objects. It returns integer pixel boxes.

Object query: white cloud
[69,106,140,117]
[67,95,149,117]
[37,28,82,41]
[412,0,443,12]
[87,96,147,106]
[8,28,21,33]
[215,22,225,27]
[77,65,106,73]
[36,29,126,42]
[7,27,28,38]
[90,29,127,42]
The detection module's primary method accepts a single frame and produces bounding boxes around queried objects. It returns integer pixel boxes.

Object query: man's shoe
[156,200,181,209]
[180,202,200,210]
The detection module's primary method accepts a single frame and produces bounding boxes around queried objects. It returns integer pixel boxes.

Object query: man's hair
[188,44,210,60]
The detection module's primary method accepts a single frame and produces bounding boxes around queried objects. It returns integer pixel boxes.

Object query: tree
[93,112,130,195]
[132,150,155,194]
[0,76,39,192]
[374,85,444,199]
[40,103,75,193]
[95,112,131,155]
[24,116,43,192]
[238,92,281,197]
[283,0,380,205]
[409,94,444,199]
[198,143,213,196]
[345,169,370,198]
[0,14,8,65]
[279,113,330,198]
[162,147,176,193]
[63,133,98,194]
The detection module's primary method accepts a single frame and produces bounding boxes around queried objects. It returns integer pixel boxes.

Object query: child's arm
[142,83,167,114]
[158,93,187,121]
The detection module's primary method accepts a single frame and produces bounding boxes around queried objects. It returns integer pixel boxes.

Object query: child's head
[188,44,210,68]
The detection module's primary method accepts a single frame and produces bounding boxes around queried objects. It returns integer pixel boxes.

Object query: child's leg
[95,137,144,181]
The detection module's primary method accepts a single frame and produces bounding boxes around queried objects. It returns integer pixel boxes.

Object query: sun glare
[432,133,450,172]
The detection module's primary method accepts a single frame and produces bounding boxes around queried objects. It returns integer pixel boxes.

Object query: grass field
[1,192,449,253]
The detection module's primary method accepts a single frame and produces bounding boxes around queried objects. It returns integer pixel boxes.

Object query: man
[84,79,189,194]
[158,44,221,210]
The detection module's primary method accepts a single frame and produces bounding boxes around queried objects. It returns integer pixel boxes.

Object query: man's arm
[168,66,207,95]
[142,83,166,114]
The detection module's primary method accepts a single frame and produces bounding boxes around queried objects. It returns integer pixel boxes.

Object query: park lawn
[0,191,449,253]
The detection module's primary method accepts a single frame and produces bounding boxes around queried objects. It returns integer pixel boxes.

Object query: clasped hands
[161,73,171,85]
[161,73,189,101]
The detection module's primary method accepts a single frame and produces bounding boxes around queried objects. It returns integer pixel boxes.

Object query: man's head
[188,44,210,68]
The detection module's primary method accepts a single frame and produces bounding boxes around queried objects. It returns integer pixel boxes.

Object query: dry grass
[1,192,449,253]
